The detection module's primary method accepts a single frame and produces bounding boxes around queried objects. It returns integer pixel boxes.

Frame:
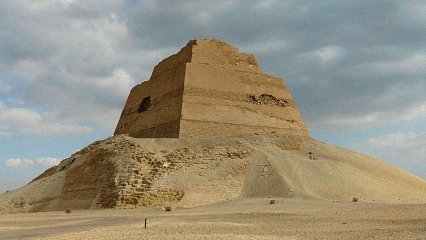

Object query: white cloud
[5,157,60,168]
[9,59,47,81]
[0,1,136,131]
[295,45,345,68]
[36,157,61,167]
[372,54,426,75]
[255,0,281,9]
[314,46,344,62]
[0,101,92,134]
[26,67,136,129]
[352,132,426,179]
[404,104,426,121]
[89,69,135,99]
[358,133,426,161]
[5,159,34,168]
[316,103,426,130]
[362,133,418,149]
[324,112,381,128]
[403,0,426,24]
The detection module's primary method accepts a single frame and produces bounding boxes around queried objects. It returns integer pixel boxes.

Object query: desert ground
[1,198,425,240]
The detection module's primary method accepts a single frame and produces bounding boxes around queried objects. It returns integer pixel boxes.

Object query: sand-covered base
[1,198,425,240]
[1,134,425,214]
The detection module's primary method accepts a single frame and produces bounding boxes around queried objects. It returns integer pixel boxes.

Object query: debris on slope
[1,133,425,214]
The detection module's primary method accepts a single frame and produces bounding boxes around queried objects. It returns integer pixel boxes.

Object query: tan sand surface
[1,198,425,240]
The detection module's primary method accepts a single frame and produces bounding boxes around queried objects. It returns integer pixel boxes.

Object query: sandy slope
[0,134,425,214]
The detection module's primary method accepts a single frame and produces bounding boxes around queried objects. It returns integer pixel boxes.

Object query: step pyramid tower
[115,39,309,138]
[2,39,426,214]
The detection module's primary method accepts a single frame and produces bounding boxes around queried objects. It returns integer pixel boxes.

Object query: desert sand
[1,198,425,239]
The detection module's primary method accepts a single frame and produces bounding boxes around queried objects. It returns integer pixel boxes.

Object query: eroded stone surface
[114,38,309,138]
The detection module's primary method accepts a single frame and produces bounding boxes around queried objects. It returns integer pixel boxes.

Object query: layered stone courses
[115,38,309,138]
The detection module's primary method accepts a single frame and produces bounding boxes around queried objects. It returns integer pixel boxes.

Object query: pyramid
[1,39,425,214]
[114,39,309,138]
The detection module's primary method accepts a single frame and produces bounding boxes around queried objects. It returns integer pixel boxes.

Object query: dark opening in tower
[138,96,151,113]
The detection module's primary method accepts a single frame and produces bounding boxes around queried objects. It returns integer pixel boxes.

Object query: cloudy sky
[0,0,425,192]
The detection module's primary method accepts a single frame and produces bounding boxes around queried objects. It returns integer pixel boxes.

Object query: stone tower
[114,39,308,138]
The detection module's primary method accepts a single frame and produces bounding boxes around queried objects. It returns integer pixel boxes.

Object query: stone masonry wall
[114,65,186,138]
[179,39,308,138]
[114,39,309,138]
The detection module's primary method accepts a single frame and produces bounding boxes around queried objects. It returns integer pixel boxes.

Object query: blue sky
[0,0,425,192]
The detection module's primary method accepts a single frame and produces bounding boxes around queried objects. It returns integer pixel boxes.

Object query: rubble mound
[1,133,425,213]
